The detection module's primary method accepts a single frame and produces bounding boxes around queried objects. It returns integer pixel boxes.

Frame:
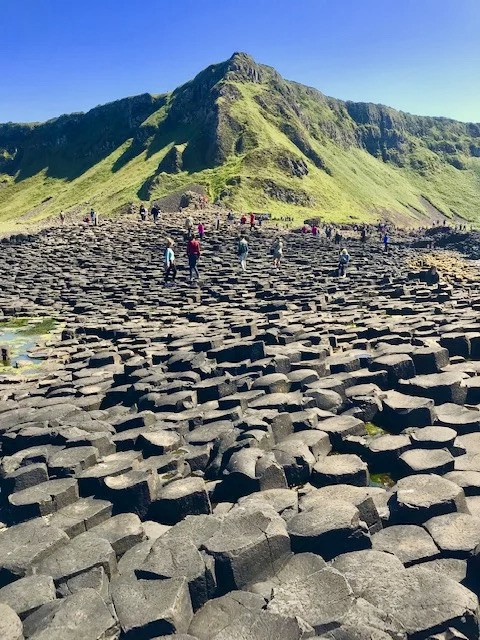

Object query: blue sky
[1,0,479,123]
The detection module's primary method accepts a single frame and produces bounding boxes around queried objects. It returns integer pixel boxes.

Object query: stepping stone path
[1,215,480,638]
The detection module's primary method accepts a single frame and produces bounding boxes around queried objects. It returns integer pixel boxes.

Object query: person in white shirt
[164,238,176,284]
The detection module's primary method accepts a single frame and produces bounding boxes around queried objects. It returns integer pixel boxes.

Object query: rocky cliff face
[0,94,163,179]
[1,52,480,224]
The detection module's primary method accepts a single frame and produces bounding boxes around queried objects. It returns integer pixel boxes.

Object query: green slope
[1,52,480,230]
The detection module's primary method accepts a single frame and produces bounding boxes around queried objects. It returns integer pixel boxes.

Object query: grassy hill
[1,52,480,230]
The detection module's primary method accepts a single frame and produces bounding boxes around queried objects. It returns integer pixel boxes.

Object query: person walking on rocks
[238,235,249,272]
[151,204,159,224]
[59,211,65,225]
[338,248,350,277]
[334,230,342,245]
[383,232,389,252]
[215,213,220,231]
[250,213,256,231]
[272,237,284,269]
[187,234,201,283]
[140,204,147,221]
[164,238,176,284]
[185,215,194,236]
[198,222,205,240]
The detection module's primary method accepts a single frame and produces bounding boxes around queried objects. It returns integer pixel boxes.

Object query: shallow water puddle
[0,317,57,369]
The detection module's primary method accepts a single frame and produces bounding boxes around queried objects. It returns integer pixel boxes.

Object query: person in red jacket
[250,212,256,230]
[187,234,201,283]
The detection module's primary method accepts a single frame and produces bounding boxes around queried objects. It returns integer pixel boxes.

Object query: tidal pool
[0,317,57,369]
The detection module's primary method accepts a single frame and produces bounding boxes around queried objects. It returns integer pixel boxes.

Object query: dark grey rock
[0,575,56,619]
[287,500,371,560]
[149,477,212,524]
[0,520,69,587]
[33,532,116,586]
[22,588,118,640]
[389,474,469,524]
[188,590,265,640]
[111,574,193,638]
[202,508,290,591]
[371,524,439,566]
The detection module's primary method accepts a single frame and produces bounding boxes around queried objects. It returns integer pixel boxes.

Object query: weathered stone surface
[371,524,439,565]
[0,575,56,619]
[312,454,368,487]
[0,520,69,587]
[88,513,145,555]
[188,590,265,640]
[111,574,193,637]
[389,474,469,524]
[8,478,79,521]
[33,532,117,585]
[22,588,119,640]
[137,538,215,611]
[268,566,354,632]
[43,497,112,537]
[0,603,24,640]
[300,485,383,533]
[287,500,371,560]
[379,390,436,431]
[360,566,479,639]
[149,477,212,524]
[424,512,480,558]
[202,508,290,591]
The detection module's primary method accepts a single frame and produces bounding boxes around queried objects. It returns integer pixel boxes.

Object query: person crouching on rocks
[338,248,350,278]
[238,235,249,272]
[425,265,440,285]
[164,238,176,285]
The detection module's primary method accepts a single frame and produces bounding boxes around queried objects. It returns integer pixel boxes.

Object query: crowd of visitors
[66,203,448,287]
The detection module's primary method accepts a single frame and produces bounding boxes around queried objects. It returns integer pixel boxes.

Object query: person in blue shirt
[383,233,389,252]
[164,238,176,284]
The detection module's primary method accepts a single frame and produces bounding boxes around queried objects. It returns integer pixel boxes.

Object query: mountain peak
[225,51,264,83]
[228,51,254,62]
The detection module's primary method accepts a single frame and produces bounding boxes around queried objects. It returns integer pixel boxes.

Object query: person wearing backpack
[238,235,249,271]
[338,248,350,278]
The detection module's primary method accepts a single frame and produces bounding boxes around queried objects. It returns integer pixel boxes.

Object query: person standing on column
[271,237,284,269]
[238,235,249,272]
[164,238,176,285]
[187,233,201,283]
